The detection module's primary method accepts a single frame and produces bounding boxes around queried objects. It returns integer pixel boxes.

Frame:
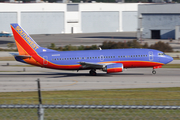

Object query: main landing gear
[152,69,156,74]
[89,69,97,76]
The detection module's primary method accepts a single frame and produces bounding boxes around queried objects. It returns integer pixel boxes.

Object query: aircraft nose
[166,55,173,64]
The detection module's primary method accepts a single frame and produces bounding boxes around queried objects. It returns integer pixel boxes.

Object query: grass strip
[0,109,179,120]
[0,87,180,105]
[162,64,180,68]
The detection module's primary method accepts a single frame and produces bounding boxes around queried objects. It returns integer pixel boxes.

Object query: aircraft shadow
[47,72,144,78]
[0,72,144,78]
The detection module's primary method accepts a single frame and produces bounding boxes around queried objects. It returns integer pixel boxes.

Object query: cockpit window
[158,53,165,56]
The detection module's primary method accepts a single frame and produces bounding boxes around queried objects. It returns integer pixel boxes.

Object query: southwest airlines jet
[10,23,173,76]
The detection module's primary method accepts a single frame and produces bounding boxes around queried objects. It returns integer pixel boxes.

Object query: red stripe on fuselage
[99,61,163,68]
[119,61,163,68]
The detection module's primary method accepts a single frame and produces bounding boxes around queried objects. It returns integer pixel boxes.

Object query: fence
[0,79,180,119]
[1,102,180,120]
[1,97,180,120]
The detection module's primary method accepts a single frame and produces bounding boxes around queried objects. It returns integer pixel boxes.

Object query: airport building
[0,3,140,34]
[138,4,180,40]
[1,3,180,40]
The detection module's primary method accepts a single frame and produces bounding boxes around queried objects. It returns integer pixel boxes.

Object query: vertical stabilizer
[10,23,43,66]
[10,23,41,56]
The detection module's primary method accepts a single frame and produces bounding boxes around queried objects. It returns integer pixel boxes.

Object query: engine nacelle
[103,63,124,74]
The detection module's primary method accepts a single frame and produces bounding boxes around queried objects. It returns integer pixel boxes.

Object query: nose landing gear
[89,69,97,76]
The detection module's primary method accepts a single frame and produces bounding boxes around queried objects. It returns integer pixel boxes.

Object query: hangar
[138,4,180,40]
[0,3,140,34]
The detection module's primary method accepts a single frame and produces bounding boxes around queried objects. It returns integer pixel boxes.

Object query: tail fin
[10,23,45,66]
[10,23,41,56]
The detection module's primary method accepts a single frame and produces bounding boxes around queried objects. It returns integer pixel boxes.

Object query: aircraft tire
[152,70,156,74]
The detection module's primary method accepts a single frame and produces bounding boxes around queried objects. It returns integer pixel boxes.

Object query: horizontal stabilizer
[15,55,32,59]
[11,53,32,59]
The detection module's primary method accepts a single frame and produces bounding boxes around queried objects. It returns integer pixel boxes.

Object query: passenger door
[43,56,48,65]
[149,51,153,61]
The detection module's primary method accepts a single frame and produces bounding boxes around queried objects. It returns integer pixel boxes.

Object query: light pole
[138,14,143,42]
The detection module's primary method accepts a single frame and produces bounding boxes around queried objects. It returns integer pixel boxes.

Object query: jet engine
[103,63,124,73]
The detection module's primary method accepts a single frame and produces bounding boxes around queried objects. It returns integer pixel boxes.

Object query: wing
[78,62,113,69]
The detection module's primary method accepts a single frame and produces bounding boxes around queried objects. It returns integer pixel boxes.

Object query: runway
[0,66,180,92]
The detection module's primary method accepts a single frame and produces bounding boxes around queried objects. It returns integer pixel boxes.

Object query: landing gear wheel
[152,70,156,74]
[89,69,97,76]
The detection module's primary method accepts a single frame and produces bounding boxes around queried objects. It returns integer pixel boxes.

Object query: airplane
[10,23,173,76]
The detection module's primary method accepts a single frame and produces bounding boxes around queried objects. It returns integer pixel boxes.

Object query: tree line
[48,40,173,52]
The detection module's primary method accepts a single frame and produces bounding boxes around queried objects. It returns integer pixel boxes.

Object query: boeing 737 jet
[10,23,173,75]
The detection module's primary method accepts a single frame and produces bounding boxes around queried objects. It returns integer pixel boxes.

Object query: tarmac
[0,67,180,92]
[0,60,180,92]
[0,32,180,92]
